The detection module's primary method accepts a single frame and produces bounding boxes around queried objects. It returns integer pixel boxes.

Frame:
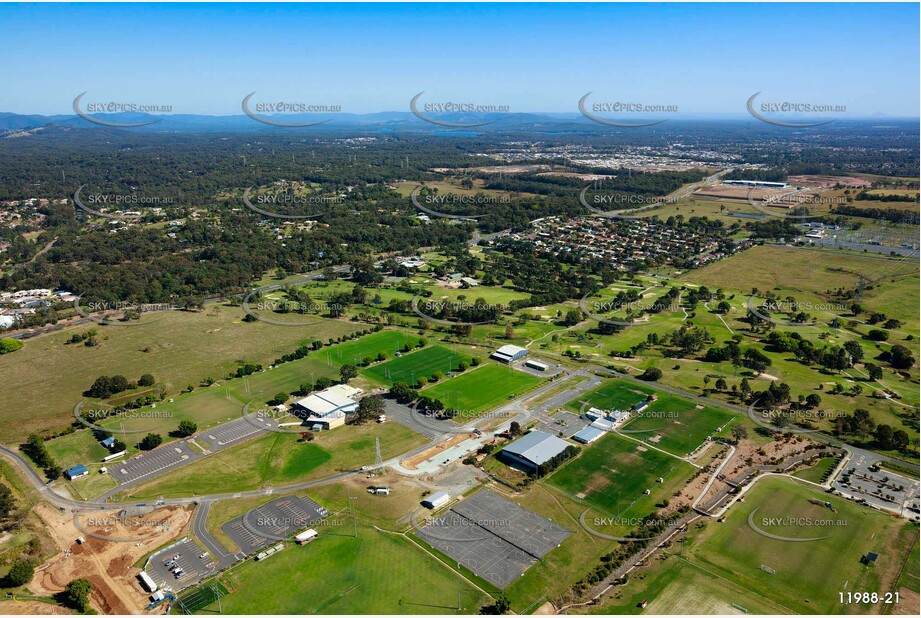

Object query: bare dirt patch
[401,433,471,470]
[0,601,73,615]
[30,503,193,615]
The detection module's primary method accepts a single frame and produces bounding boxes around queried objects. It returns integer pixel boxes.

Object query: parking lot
[534,410,589,439]
[834,453,921,519]
[222,496,329,556]
[110,441,203,487]
[199,417,271,452]
[143,538,214,592]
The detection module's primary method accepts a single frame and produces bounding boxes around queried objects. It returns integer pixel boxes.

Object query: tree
[509,421,521,436]
[339,364,358,382]
[716,301,731,314]
[62,578,93,612]
[480,595,511,615]
[867,329,889,342]
[714,377,727,391]
[875,424,895,450]
[138,373,155,387]
[639,367,662,381]
[176,420,197,437]
[352,395,385,424]
[889,345,916,369]
[139,433,163,450]
[0,338,24,354]
[805,393,821,408]
[268,392,289,406]
[730,425,748,442]
[563,309,581,327]
[0,483,15,521]
[504,323,515,339]
[5,561,34,587]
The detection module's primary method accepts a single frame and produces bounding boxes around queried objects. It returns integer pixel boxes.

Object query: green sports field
[200,522,489,614]
[422,363,543,415]
[683,476,918,614]
[315,330,420,367]
[362,345,472,386]
[546,432,694,523]
[619,394,734,457]
[565,379,655,414]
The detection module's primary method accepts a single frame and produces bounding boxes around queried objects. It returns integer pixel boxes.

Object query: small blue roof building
[65,464,89,480]
[101,437,116,448]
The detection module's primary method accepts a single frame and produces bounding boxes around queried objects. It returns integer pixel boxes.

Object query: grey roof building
[501,430,571,472]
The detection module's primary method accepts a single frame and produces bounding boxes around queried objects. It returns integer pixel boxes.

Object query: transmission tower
[373,437,384,474]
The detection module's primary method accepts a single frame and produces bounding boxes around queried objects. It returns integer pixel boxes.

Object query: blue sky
[1,2,918,117]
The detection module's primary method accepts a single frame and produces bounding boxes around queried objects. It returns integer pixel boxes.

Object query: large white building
[491,344,528,364]
[292,384,362,430]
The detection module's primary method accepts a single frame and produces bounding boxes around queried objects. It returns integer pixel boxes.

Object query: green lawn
[565,379,655,414]
[422,363,543,415]
[362,345,472,386]
[200,522,489,614]
[546,432,694,523]
[792,456,839,484]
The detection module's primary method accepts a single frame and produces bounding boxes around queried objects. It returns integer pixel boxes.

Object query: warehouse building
[292,385,362,430]
[491,344,528,364]
[524,358,549,372]
[422,491,451,509]
[500,431,570,473]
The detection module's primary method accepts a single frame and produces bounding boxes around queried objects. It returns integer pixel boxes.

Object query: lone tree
[730,425,748,442]
[5,561,34,587]
[176,420,197,437]
[139,433,163,450]
[350,394,385,425]
[639,367,663,381]
[61,578,93,612]
[339,364,358,382]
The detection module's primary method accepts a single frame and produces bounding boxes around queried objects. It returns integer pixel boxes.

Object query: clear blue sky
[1,2,918,117]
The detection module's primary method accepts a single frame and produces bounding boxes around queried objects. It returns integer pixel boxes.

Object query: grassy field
[0,302,360,442]
[314,330,420,367]
[546,432,695,522]
[620,395,734,457]
[565,379,655,414]
[422,363,543,414]
[199,520,489,614]
[682,476,917,614]
[119,422,427,500]
[362,345,473,386]
[792,456,839,484]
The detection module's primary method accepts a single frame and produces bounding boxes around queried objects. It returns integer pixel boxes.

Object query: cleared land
[315,330,420,367]
[422,363,543,415]
[0,303,359,442]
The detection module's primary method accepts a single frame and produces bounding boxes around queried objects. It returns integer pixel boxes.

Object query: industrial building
[491,344,528,364]
[422,491,451,509]
[722,179,789,189]
[524,358,549,372]
[292,384,362,430]
[500,431,571,473]
[573,425,605,444]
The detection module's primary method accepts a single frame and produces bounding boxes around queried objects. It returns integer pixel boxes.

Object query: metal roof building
[573,426,605,444]
[501,431,570,472]
[491,344,528,364]
[65,464,89,480]
[422,491,451,509]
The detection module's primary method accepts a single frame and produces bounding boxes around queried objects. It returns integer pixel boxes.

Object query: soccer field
[546,432,694,522]
[316,330,420,367]
[201,522,488,614]
[362,345,471,386]
[684,476,918,614]
[422,363,543,415]
[619,395,734,457]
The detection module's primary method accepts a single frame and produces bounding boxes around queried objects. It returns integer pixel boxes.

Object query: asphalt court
[417,489,572,588]
[222,496,329,555]
[144,538,212,591]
